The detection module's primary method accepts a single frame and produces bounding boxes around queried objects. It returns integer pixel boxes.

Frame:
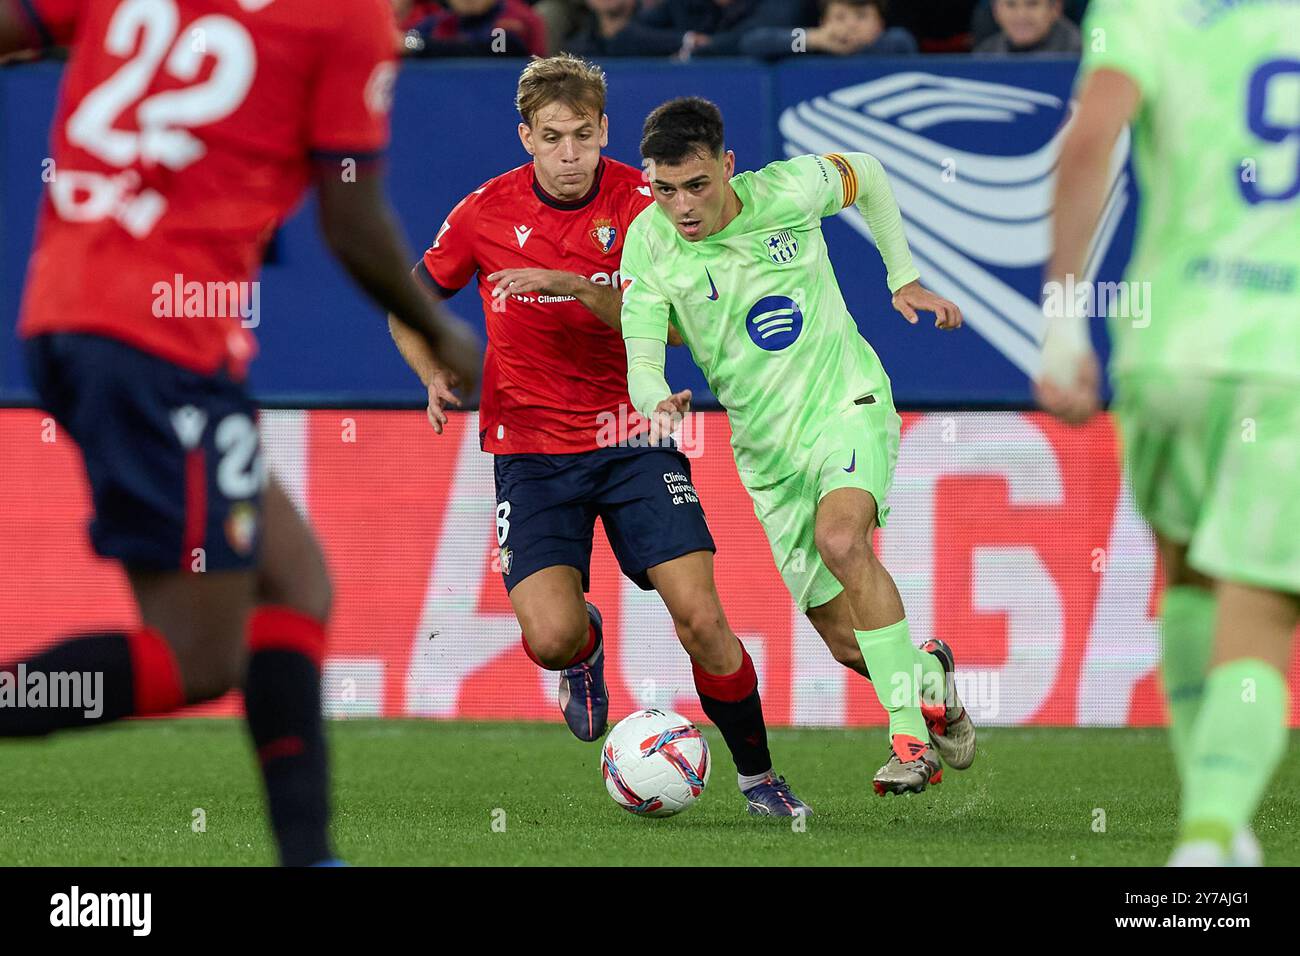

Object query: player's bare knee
[532,645,577,670]
[258,552,332,621]
[526,623,588,669]
[293,566,333,623]
[671,602,726,655]
[815,525,872,579]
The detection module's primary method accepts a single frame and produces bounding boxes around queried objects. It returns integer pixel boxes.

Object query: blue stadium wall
[0,56,1131,407]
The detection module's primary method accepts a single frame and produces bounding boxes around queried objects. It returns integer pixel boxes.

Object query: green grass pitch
[1,721,1296,866]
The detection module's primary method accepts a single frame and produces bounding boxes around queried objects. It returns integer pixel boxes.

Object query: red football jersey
[420,158,654,455]
[13,0,399,377]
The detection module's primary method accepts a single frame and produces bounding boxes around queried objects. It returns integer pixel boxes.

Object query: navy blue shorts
[25,334,264,572]
[493,444,716,592]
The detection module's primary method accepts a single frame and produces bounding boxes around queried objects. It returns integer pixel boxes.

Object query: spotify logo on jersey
[745,295,803,351]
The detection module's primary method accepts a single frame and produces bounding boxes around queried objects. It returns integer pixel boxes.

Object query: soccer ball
[601,709,711,817]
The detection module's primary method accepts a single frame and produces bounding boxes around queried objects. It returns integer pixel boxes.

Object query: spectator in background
[602,0,806,58]
[402,0,549,57]
[565,0,639,55]
[970,0,1087,46]
[974,0,1080,54]
[536,0,591,53]
[741,0,916,59]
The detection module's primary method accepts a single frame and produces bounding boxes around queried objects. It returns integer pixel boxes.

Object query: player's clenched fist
[648,389,692,444]
[1034,350,1101,426]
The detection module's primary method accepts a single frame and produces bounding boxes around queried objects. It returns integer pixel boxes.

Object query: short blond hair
[515,55,607,128]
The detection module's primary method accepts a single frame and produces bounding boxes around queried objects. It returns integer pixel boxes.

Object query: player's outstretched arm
[838,152,962,330]
[627,337,689,444]
[316,170,482,393]
[1035,67,1139,424]
[626,337,671,417]
[485,267,619,325]
[485,268,684,346]
[620,228,686,434]
[388,299,465,436]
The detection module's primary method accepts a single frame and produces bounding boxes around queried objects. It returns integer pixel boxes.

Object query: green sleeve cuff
[626,336,671,419]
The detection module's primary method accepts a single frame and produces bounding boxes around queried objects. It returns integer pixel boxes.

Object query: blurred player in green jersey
[1038,0,1300,865]
[620,97,975,796]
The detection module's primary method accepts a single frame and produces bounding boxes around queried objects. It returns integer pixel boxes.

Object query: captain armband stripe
[822,153,858,208]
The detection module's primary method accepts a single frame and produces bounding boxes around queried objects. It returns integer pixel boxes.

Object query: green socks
[854,619,945,743]
[1180,658,1290,848]
[1160,586,1217,780]
[1162,588,1291,850]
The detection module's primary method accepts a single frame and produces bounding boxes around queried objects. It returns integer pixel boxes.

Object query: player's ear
[599,113,609,149]
[518,122,534,156]
[723,149,735,178]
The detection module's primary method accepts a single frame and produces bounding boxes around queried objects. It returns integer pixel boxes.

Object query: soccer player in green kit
[1038,0,1300,864]
[620,97,977,795]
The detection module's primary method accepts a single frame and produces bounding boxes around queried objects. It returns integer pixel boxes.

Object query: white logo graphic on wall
[779,72,1131,377]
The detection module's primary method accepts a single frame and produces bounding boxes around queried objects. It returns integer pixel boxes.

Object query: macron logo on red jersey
[514,225,533,248]
[431,220,451,249]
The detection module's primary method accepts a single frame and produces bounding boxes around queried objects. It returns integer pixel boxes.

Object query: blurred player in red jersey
[0,0,480,864]
[388,55,810,816]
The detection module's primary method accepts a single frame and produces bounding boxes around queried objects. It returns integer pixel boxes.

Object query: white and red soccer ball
[601,709,710,817]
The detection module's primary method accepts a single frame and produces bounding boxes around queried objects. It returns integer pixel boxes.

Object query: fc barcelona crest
[590,218,618,254]
[766,231,799,264]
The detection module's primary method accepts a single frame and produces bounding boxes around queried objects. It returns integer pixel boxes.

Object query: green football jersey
[1080,0,1300,383]
[620,153,917,486]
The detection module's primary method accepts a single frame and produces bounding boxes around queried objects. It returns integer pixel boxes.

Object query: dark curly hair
[640,97,725,166]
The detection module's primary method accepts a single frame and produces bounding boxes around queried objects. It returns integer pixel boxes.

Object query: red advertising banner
[4,409,1297,726]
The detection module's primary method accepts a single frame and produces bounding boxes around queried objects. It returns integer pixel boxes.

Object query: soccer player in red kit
[388,55,810,816]
[0,0,480,864]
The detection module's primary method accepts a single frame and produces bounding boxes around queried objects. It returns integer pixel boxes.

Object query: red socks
[126,626,185,715]
[692,646,772,778]
[692,645,758,702]
[248,605,328,667]
[245,605,332,866]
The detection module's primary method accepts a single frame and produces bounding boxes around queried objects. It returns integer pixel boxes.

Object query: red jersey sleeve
[628,181,654,219]
[14,0,81,47]
[308,0,398,161]
[418,188,484,297]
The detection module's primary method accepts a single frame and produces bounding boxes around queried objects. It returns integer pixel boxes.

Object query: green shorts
[745,388,901,612]
[1114,371,1300,595]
